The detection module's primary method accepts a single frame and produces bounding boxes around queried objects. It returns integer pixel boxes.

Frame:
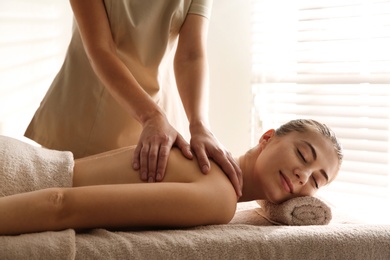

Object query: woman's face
[254,129,339,204]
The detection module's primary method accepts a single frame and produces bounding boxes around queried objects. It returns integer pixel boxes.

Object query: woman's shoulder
[167,148,237,205]
[166,148,237,224]
[166,148,231,185]
[164,148,204,182]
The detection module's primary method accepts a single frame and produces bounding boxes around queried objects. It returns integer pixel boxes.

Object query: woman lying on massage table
[0,119,343,235]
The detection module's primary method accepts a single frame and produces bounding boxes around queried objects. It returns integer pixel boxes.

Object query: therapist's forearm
[71,0,165,126]
[175,55,210,129]
[88,49,166,126]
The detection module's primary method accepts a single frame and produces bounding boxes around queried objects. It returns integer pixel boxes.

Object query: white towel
[256,196,332,225]
[0,135,74,197]
[0,135,76,259]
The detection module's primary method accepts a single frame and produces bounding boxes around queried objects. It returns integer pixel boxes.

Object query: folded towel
[256,196,332,226]
[0,135,74,197]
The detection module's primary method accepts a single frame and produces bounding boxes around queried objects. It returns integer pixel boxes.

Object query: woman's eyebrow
[302,140,317,160]
[302,140,329,182]
[320,169,329,182]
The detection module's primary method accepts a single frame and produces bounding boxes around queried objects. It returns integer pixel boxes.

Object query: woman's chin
[266,193,288,205]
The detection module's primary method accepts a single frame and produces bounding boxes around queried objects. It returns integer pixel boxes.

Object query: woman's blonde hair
[275,119,343,168]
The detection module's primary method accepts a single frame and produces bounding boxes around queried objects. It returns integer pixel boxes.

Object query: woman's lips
[279,171,293,193]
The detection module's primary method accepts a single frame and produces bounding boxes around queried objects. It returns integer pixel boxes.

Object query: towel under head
[256,196,332,225]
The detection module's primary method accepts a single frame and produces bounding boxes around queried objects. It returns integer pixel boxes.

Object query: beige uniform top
[25,0,213,159]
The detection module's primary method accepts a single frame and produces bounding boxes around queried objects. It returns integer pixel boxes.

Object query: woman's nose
[293,167,311,185]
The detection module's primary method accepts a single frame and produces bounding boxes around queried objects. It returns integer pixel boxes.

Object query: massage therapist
[24,0,242,197]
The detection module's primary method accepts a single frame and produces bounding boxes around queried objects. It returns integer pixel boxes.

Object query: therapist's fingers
[133,116,191,182]
[205,147,243,198]
[133,142,150,181]
[134,134,175,182]
[197,146,243,198]
[138,139,169,183]
[190,133,243,198]
[222,153,243,198]
[191,143,211,174]
[154,143,170,182]
[174,133,193,160]
[133,142,141,171]
[147,142,160,182]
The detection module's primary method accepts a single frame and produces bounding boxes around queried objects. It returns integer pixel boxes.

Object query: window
[0,0,72,139]
[251,0,390,223]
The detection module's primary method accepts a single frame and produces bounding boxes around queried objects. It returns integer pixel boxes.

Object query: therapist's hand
[133,115,193,182]
[189,124,243,199]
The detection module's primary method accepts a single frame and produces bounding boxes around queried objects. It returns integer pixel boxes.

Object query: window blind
[0,0,72,138]
[251,0,390,222]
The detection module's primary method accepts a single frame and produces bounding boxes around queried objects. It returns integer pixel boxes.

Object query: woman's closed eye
[298,148,319,189]
[297,149,307,163]
[312,176,319,189]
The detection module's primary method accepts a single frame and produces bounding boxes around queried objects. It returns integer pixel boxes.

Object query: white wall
[0,0,73,141]
[207,0,252,156]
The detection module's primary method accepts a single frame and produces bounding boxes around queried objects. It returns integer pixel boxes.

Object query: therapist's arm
[174,14,243,197]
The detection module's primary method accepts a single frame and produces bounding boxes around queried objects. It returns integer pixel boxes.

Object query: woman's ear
[259,129,276,150]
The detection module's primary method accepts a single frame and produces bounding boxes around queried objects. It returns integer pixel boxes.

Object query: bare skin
[0,128,339,235]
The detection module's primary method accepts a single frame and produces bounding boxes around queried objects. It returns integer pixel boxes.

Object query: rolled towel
[0,135,74,197]
[256,196,332,226]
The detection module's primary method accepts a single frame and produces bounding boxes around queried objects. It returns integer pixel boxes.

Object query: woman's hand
[190,124,243,198]
[133,115,193,182]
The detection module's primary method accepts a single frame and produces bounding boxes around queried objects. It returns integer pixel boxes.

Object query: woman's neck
[236,146,266,202]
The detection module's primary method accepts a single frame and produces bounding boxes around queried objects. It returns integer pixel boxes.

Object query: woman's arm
[0,181,236,235]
